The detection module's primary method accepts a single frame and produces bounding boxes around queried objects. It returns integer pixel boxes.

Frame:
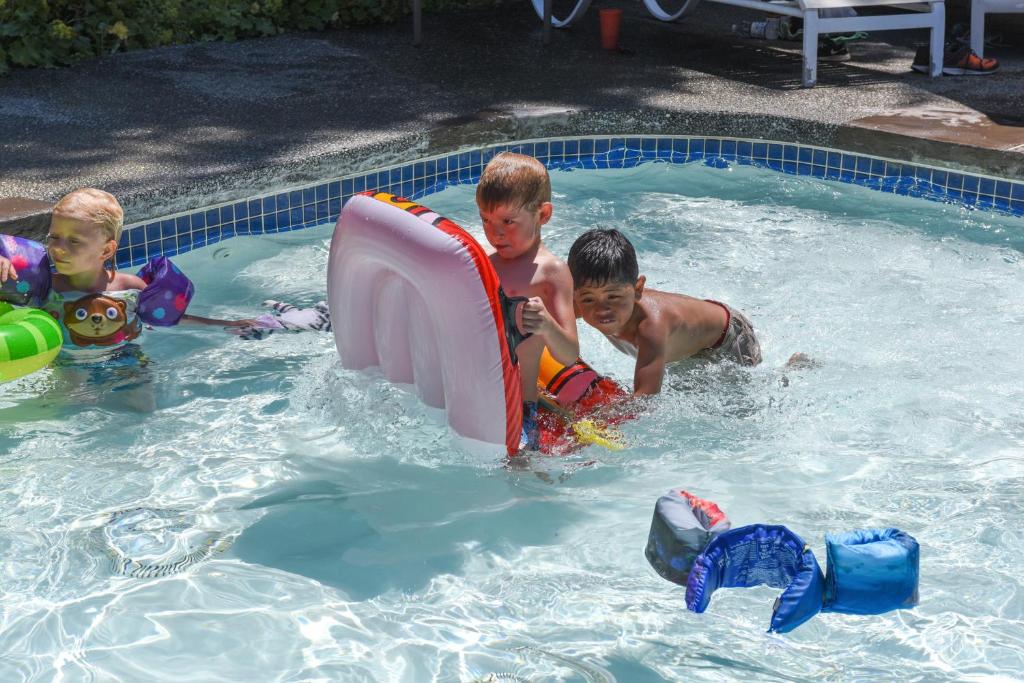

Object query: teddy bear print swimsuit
[42,288,143,359]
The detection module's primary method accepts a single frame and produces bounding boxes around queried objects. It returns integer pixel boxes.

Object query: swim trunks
[699,300,762,366]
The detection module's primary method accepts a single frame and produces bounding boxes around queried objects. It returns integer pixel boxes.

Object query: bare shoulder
[110,272,148,291]
[536,247,571,282]
[537,252,573,299]
[636,299,670,346]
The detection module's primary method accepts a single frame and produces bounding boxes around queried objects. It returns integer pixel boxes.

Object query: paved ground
[0,0,1021,225]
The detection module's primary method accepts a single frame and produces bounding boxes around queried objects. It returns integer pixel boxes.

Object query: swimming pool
[2,158,1023,680]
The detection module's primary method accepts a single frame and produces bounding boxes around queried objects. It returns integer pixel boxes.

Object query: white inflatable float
[328,192,523,454]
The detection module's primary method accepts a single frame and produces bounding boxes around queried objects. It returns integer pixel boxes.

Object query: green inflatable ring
[0,302,63,383]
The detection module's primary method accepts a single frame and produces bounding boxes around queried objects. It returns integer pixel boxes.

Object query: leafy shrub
[0,0,489,74]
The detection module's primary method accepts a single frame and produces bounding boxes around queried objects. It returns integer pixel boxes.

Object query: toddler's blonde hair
[52,188,125,244]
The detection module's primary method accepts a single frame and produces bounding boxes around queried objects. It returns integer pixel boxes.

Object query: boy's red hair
[476,152,551,213]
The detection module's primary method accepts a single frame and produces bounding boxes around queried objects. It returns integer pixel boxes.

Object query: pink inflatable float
[328,192,523,454]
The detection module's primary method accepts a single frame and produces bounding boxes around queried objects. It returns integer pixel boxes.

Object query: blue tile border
[117,136,1024,268]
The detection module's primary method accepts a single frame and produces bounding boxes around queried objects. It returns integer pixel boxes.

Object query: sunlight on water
[1,162,1022,681]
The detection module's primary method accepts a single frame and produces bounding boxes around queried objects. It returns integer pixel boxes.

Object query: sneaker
[819,38,851,62]
[912,43,999,75]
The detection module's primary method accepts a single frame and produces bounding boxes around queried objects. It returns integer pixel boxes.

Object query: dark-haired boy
[568,228,761,395]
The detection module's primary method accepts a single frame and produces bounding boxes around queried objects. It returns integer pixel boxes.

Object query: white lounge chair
[971,0,1024,57]
[519,0,946,86]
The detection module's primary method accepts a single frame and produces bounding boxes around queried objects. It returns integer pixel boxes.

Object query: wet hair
[567,228,639,287]
[476,152,551,213]
[52,188,124,244]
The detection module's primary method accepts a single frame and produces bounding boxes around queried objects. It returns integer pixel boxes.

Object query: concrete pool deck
[1,0,1022,231]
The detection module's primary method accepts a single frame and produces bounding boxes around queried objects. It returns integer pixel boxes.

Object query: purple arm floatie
[0,235,52,307]
[137,256,194,326]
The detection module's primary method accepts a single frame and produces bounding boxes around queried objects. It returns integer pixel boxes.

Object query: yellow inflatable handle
[572,419,626,451]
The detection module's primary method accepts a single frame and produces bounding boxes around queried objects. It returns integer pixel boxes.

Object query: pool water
[1,162,1023,681]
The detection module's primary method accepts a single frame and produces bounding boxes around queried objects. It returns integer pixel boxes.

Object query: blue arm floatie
[685,524,825,633]
[137,256,194,326]
[822,528,919,615]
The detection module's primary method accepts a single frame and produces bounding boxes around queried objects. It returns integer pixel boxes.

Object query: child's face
[479,202,552,260]
[46,215,116,278]
[574,278,644,335]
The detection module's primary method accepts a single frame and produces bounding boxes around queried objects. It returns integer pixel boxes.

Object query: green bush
[0,0,487,74]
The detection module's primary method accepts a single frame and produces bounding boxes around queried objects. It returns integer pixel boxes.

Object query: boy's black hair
[567,228,639,287]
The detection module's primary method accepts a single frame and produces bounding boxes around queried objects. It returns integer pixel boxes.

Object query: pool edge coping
[6,107,1022,237]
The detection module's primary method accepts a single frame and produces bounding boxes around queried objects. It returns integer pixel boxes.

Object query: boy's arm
[117,273,149,290]
[129,273,253,329]
[180,314,256,328]
[521,264,579,365]
[633,326,667,395]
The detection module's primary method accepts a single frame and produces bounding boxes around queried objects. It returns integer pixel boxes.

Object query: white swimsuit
[42,288,143,358]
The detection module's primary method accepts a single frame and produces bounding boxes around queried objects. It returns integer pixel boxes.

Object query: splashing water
[1,162,1022,681]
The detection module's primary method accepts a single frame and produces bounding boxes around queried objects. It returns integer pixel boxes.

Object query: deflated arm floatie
[822,528,919,615]
[137,256,194,326]
[685,524,825,633]
[0,235,52,307]
[646,489,731,586]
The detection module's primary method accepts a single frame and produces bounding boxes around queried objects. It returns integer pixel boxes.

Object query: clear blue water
[2,162,1023,681]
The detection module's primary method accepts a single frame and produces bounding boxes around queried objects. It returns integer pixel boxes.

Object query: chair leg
[970,0,985,57]
[802,11,819,87]
[543,0,552,44]
[412,0,422,45]
[929,1,945,77]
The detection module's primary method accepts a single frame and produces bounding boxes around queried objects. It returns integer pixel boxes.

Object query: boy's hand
[0,256,18,284]
[520,297,555,337]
